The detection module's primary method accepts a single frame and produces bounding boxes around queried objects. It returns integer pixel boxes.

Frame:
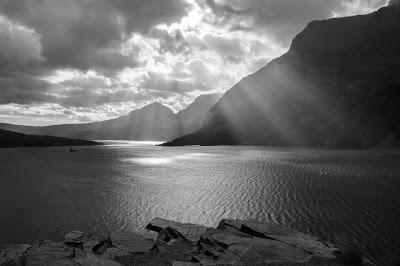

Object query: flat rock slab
[109,231,155,253]
[228,237,312,264]
[146,218,209,242]
[198,227,312,265]
[219,219,339,258]
[201,228,252,248]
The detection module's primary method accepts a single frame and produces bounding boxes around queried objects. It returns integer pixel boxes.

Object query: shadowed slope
[175,93,223,135]
[164,4,400,148]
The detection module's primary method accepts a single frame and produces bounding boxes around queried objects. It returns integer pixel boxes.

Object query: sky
[0,0,389,126]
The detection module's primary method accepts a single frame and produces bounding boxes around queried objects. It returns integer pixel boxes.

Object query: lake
[0,141,399,264]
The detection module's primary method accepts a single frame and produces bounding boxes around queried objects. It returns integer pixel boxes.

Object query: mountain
[0,102,179,141]
[176,93,222,135]
[163,3,400,149]
[0,129,100,148]
[0,93,222,141]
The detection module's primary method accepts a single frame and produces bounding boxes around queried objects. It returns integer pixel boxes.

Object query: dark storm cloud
[205,0,388,45]
[0,18,53,104]
[0,0,187,72]
[0,72,57,104]
[203,0,251,20]
[58,88,141,107]
[0,0,187,106]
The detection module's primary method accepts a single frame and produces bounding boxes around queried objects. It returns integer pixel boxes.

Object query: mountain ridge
[163,4,400,148]
[0,93,222,141]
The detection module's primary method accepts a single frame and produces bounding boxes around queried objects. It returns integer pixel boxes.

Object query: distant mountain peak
[147,101,165,107]
[143,102,168,109]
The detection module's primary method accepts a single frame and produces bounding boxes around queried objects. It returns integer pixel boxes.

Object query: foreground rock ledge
[1,218,371,266]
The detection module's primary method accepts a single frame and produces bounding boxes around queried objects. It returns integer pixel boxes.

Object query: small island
[0,129,101,148]
[0,218,370,265]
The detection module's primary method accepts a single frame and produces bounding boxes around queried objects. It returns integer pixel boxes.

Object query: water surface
[1,141,399,264]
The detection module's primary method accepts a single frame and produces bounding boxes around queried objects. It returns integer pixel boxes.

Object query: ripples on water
[0,141,400,265]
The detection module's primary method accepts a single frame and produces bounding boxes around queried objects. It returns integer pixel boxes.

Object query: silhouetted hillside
[164,3,400,149]
[0,129,100,148]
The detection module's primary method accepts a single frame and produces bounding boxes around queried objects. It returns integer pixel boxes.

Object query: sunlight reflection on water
[126,157,173,164]
[123,152,215,165]
[96,140,164,146]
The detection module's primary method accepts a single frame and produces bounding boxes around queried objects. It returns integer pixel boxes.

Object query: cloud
[140,71,213,96]
[149,28,189,54]
[0,0,188,112]
[205,0,389,45]
[0,0,187,72]
[0,73,55,105]
[202,34,244,62]
[0,16,42,68]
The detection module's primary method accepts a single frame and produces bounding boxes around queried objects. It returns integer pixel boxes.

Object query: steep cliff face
[165,4,400,148]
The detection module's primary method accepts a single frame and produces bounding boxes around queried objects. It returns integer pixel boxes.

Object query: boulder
[157,227,189,243]
[82,235,108,254]
[146,218,209,242]
[64,231,85,245]
[138,228,158,241]
[154,227,194,259]
[109,231,155,253]
[26,240,76,266]
[0,244,30,265]
[193,241,242,265]
[91,239,112,255]
[99,247,130,260]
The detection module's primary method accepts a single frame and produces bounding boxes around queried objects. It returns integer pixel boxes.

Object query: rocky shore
[1,218,371,265]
